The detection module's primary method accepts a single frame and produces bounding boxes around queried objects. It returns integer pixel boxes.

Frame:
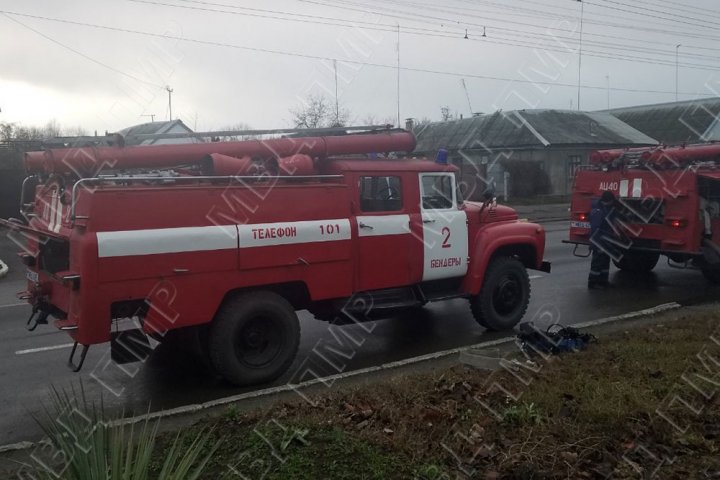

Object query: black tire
[702,267,720,284]
[612,251,660,273]
[470,256,530,331]
[208,291,300,386]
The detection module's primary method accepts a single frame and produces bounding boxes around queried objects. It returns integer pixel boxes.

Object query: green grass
[185,421,426,479]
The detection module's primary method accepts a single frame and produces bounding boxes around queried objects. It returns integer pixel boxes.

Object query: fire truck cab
[3,129,550,386]
[566,143,720,283]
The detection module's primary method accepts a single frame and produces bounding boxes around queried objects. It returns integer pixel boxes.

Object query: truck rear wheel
[471,256,530,331]
[612,251,660,273]
[208,291,300,386]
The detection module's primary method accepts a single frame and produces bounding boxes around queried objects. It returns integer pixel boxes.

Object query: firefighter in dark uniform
[588,190,618,289]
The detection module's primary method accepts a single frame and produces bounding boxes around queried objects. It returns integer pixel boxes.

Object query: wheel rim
[234,315,283,368]
[493,273,521,316]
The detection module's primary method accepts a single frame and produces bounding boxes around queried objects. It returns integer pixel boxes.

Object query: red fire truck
[2,128,550,386]
[566,142,720,283]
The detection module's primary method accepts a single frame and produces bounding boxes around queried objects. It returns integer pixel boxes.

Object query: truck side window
[421,174,454,210]
[359,176,402,212]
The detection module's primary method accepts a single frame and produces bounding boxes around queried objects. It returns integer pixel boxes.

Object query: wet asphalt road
[0,221,718,445]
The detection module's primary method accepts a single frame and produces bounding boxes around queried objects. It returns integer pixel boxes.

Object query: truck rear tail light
[577,213,588,222]
[667,219,686,228]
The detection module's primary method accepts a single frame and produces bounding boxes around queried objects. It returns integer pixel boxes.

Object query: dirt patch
[145,311,720,479]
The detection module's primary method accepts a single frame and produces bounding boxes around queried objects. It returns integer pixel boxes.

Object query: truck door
[355,175,413,290]
[418,172,469,281]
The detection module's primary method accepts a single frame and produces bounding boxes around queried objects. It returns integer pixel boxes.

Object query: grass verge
[100,312,720,478]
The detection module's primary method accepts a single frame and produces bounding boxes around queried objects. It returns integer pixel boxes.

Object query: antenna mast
[461,79,473,115]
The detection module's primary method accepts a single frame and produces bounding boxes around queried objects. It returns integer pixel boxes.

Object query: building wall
[449,147,591,198]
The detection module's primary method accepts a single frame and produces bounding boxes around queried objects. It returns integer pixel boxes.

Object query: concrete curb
[0,260,8,279]
[0,301,681,454]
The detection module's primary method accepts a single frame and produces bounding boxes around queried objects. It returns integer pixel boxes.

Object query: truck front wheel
[471,256,530,331]
[613,251,660,273]
[209,291,300,386]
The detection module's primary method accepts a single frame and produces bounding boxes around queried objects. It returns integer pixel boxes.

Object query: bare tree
[66,125,89,137]
[43,119,62,137]
[290,94,350,129]
[218,122,257,141]
[361,114,396,127]
[440,106,455,122]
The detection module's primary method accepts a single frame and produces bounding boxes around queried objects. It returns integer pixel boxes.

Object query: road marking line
[15,343,75,355]
[529,275,543,279]
[0,302,26,309]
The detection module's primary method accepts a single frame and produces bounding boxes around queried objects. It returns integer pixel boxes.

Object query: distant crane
[461,79,473,116]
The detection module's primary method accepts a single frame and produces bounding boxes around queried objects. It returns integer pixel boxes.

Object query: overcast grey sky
[1,0,719,133]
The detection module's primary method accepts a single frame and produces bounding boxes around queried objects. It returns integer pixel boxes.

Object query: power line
[591,0,720,29]
[295,0,720,69]
[0,13,164,88]
[346,0,720,58]
[318,0,720,44]
[149,0,720,64]
[635,0,720,17]
[1,9,716,98]
[131,0,720,65]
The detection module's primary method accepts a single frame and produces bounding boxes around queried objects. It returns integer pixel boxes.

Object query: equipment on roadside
[1,126,550,386]
[516,322,596,356]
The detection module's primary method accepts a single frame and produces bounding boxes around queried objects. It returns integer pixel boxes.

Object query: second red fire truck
[567,142,720,284]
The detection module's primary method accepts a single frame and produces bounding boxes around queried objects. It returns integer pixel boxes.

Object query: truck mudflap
[540,261,552,273]
[25,305,50,332]
[68,343,90,372]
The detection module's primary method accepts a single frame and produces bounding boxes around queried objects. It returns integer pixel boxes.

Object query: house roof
[117,119,202,146]
[604,98,720,145]
[414,109,657,153]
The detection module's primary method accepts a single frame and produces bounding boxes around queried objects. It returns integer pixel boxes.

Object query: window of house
[420,174,455,210]
[359,176,402,212]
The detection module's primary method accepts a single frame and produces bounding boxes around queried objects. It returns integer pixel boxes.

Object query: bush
[23,385,221,480]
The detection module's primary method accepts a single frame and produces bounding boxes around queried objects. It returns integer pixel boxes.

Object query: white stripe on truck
[97,226,238,258]
[97,219,352,257]
[632,178,643,198]
[237,219,350,248]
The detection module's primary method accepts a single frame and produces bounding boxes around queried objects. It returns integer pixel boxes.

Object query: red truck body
[567,143,720,281]
[4,129,549,385]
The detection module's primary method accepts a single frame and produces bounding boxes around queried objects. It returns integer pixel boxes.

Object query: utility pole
[166,85,174,120]
[333,59,339,126]
[576,0,584,111]
[606,75,610,109]
[461,79,474,115]
[396,23,401,128]
[675,44,681,101]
